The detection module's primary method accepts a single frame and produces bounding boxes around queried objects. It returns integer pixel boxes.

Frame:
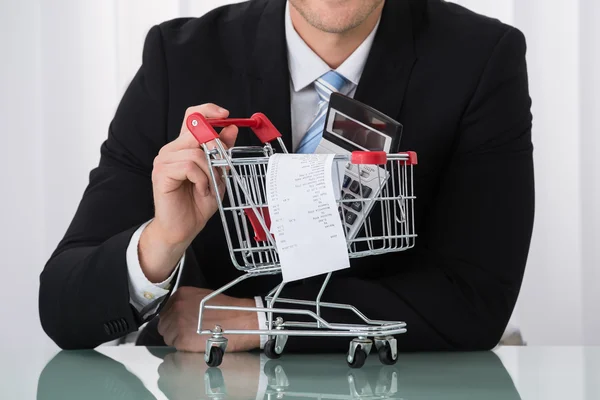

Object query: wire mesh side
[210,148,417,270]
[218,153,280,271]
[343,157,416,258]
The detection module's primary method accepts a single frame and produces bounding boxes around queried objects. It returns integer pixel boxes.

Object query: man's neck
[289,4,383,69]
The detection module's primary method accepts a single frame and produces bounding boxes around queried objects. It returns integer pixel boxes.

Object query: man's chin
[289,0,384,34]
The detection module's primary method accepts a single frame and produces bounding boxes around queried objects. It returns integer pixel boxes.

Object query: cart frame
[186,112,417,368]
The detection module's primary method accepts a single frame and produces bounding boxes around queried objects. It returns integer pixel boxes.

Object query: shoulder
[144,0,267,67]
[156,0,258,41]
[425,0,518,38]
[422,0,526,57]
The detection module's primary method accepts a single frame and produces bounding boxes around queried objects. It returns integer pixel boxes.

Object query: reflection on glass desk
[260,352,519,400]
[32,346,600,400]
[37,348,525,400]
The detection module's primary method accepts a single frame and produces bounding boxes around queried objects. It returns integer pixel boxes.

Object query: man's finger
[154,162,210,196]
[157,311,172,336]
[165,331,178,347]
[179,103,229,133]
[162,104,230,152]
[211,125,239,150]
[159,148,208,168]
[158,315,179,346]
[166,107,238,156]
[167,120,236,153]
[160,130,202,153]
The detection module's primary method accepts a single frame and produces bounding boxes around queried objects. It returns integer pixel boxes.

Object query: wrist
[149,217,199,248]
[139,220,188,283]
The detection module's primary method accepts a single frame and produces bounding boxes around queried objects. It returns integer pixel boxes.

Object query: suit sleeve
[276,28,534,352]
[39,26,172,349]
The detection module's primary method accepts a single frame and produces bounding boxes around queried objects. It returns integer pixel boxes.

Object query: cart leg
[264,318,288,359]
[347,337,372,369]
[204,325,228,368]
[267,282,286,331]
[264,334,288,359]
[198,273,252,334]
[315,272,332,328]
[374,336,398,365]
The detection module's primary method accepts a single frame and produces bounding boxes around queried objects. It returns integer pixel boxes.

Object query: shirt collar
[285,1,381,92]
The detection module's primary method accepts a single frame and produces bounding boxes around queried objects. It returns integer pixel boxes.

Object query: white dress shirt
[126,1,380,347]
[286,2,380,150]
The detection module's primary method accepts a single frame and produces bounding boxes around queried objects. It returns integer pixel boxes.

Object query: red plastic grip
[244,207,271,242]
[186,113,219,144]
[402,151,418,165]
[205,118,259,128]
[351,151,387,165]
[248,113,283,144]
[351,151,418,165]
[185,112,282,145]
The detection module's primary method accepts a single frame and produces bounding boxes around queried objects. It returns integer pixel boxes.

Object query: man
[39,0,534,353]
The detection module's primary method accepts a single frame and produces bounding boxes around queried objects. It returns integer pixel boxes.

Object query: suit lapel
[354,0,417,124]
[243,0,293,150]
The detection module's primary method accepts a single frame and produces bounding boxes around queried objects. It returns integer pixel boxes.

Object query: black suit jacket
[39,0,534,351]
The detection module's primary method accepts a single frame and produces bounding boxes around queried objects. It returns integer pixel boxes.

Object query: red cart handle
[351,151,418,165]
[186,112,282,145]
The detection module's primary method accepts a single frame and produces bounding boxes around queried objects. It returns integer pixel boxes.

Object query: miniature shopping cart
[186,112,418,369]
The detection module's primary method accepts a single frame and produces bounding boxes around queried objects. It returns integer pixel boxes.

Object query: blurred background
[0,0,598,386]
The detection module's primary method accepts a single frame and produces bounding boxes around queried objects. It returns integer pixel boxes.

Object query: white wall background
[0,0,598,378]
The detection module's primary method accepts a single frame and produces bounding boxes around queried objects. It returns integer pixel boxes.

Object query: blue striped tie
[296,70,348,154]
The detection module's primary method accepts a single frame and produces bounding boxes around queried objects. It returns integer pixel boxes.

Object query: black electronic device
[316,93,403,239]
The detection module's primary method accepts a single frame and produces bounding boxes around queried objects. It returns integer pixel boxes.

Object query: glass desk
[7,346,600,399]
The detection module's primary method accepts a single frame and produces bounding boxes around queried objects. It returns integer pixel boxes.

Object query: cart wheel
[206,346,224,368]
[264,339,283,359]
[348,346,367,369]
[378,344,397,366]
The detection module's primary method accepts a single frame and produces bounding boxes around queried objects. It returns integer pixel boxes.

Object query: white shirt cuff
[127,220,183,319]
[255,296,269,350]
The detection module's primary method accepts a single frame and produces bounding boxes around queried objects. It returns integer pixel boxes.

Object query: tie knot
[315,70,347,101]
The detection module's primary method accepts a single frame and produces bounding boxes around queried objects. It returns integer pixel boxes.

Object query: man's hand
[139,104,238,283]
[157,286,261,352]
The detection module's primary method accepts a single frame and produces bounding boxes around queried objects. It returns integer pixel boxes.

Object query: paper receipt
[266,154,350,282]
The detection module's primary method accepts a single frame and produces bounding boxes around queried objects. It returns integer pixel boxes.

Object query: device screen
[322,93,403,154]
[330,111,390,151]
